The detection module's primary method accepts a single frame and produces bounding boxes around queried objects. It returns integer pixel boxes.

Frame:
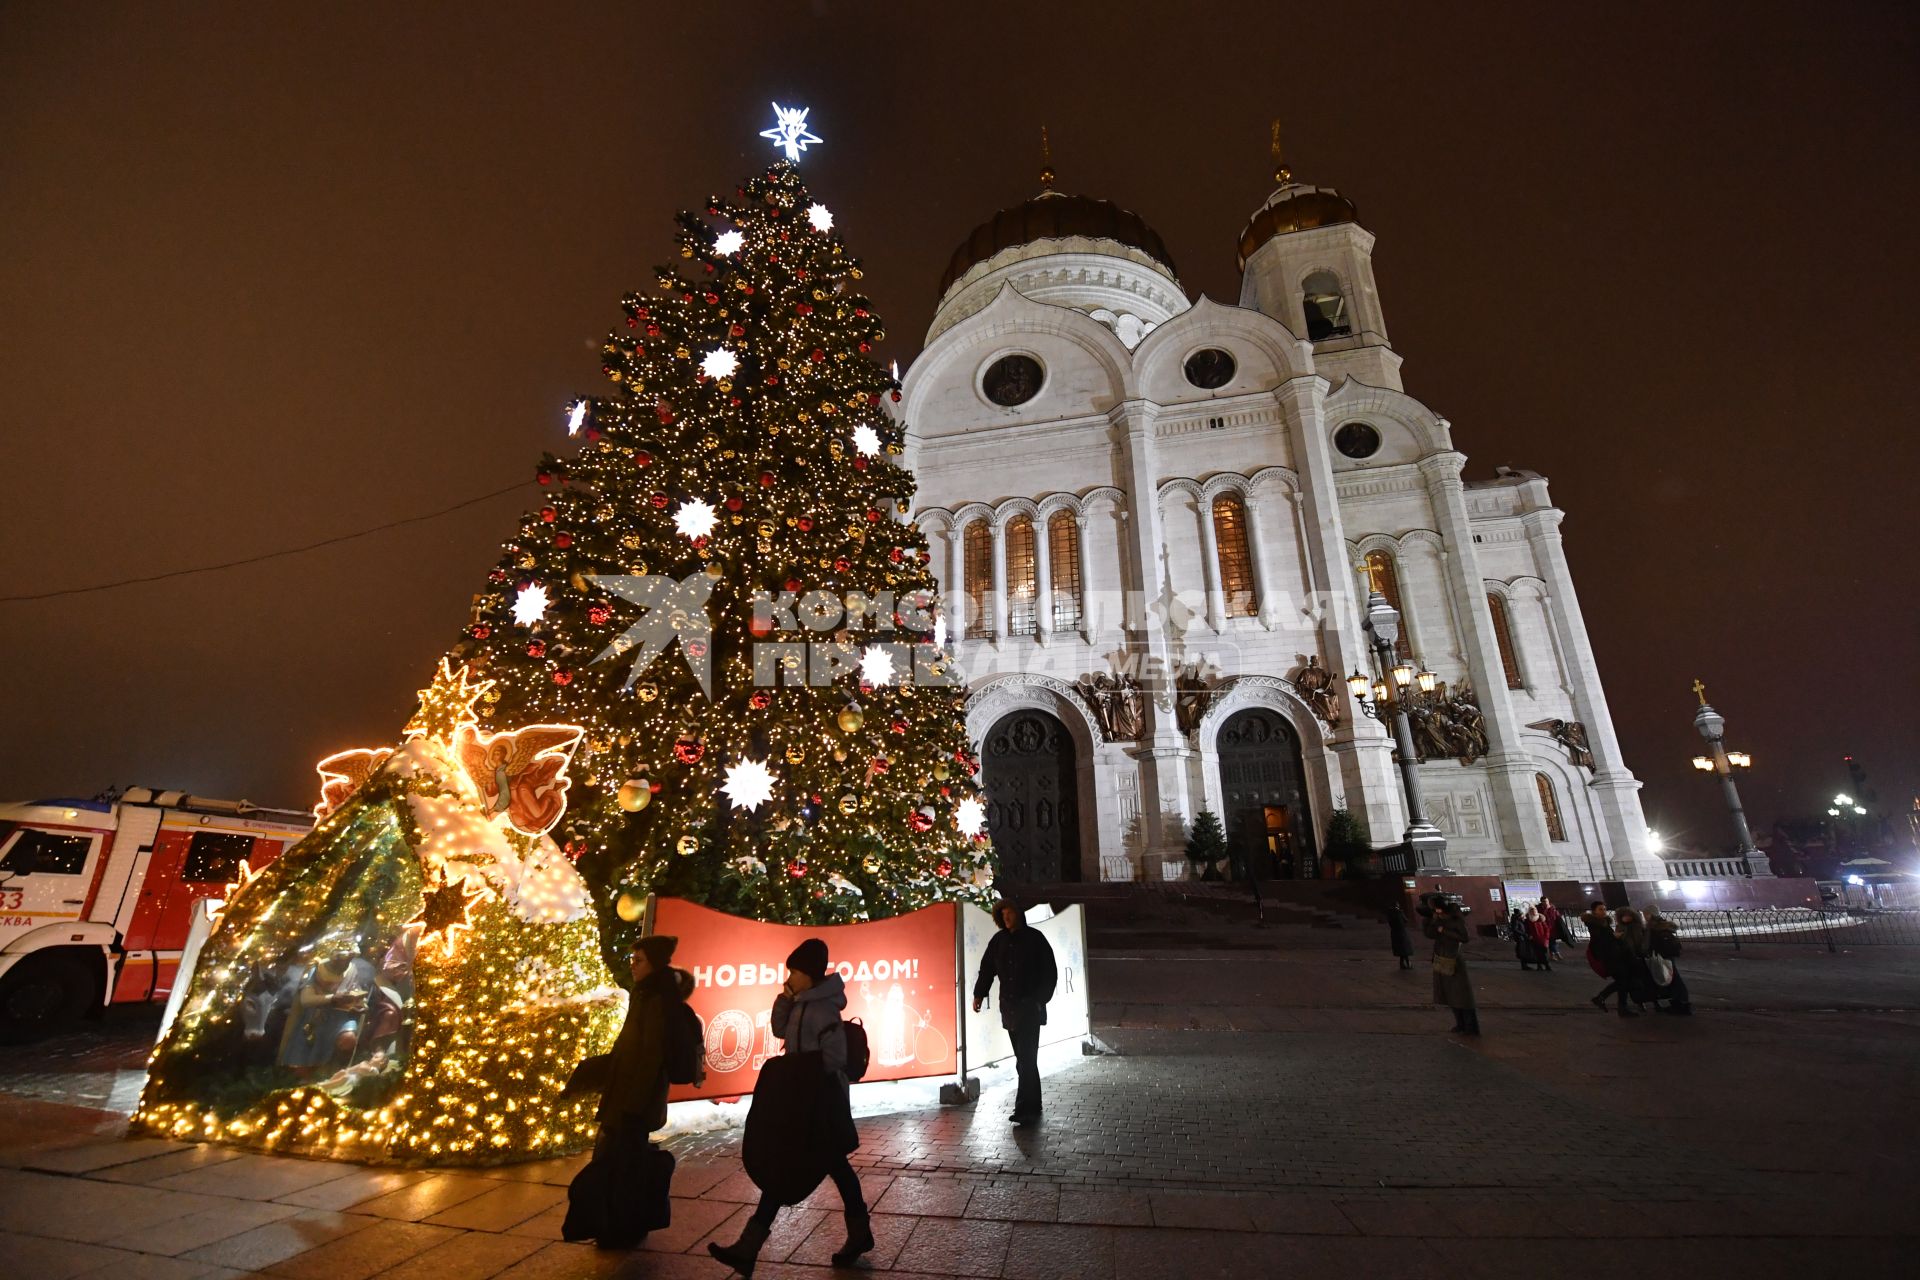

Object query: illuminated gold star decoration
[409,869,488,957]
[406,658,496,743]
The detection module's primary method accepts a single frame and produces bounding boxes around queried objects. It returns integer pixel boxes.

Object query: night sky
[3,3,1915,852]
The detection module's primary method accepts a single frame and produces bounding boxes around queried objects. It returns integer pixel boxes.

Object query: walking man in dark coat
[972,900,1057,1127]
[1386,903,1414,969]
[584,934,683,1247]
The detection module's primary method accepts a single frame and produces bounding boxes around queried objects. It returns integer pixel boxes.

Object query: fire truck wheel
[0,952,96,1041]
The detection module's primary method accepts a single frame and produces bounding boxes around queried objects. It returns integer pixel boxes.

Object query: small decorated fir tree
[1186,809,1229,881]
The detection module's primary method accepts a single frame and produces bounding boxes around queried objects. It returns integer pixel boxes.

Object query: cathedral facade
[900,165,1659,885]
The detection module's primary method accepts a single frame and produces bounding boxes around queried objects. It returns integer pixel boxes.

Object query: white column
[946,523,966,640]
[1275,379,1398,845]
[991,520,1008,643]
[1034,514,1053,644]
[1245,492,1278,630]
[1196,493,1227,631]
[1075,514,1094,643]
[1419,453,1551,870]
[1523,507,1659,879]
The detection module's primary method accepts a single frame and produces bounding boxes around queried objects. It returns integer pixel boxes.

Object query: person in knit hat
[709,937,871,1276]
[580,934,685,1247]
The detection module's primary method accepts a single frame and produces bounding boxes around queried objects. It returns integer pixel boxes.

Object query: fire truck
[0,787,311,1036]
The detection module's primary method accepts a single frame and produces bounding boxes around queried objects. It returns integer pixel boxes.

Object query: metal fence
[1566,908,1920,950]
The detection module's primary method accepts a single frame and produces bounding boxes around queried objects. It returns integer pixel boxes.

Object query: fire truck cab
[0,787,310,1037]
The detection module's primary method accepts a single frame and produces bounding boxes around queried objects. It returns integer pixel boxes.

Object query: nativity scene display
[135,661,623,1164]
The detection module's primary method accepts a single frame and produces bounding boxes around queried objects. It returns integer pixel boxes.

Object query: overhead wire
[0,480,530,604]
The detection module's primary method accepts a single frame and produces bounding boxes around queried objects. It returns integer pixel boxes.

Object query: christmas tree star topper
[760,102,822,163]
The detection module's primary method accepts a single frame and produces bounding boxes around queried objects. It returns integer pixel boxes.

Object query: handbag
[1432,954,1458,977]
[1647,954,1675,988]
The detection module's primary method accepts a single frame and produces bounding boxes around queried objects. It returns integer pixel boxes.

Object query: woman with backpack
[708,938,872,1277]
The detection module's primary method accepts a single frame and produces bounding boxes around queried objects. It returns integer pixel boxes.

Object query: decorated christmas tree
[443,116,991,943]
[135,660,623,1163]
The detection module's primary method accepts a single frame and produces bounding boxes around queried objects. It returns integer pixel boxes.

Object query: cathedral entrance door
[980,710,1081,884]
[1217,709,1316,880]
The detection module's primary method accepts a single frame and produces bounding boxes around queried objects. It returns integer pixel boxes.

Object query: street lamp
[1346,585,1450,873]
[1689,680,1768,877]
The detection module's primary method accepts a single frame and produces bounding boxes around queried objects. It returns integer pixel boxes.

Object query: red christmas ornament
[759,471,776,488]
[635,307,650,318]
[866,509,882,523]
[683,638,708,659]
[650,492,669,509]
[703,292,719,304]
[783,577,803,593]
[854,458,868,471]
[935,857,954,877]
[729,323,745,337]
[656,402,675,424]
[749,690,772,710]
[626,316,638,329]
[588,605,612,625]
[890,719,908,735]
[833,557,850,573]
[909,812,933,833]
[725,495,744,512]
[553,533,573,549]
[674,736,705,765]
[890,390,902,402]
[796,302,813,316]
[540,507,557,523]
[552,669,573,686]
[810,349,825,362]
[527,640,546,657]
[858,342,872,353]
[646,323,661,336]
[536,471,554,487]
[489,569,507,582]
[888,547,903,563]
[797,516,814,531]
[635,450,653,466]
[749,615,774,638]
[471,625,491,640]
[786,859,808,879]
[854,308,868,318]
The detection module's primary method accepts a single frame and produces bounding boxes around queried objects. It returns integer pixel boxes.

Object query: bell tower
[1237,126,1402,390]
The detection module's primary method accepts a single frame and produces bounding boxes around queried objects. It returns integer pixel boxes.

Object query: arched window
[1487,592,1523,689]
[962,521,993,638]
[1362,550,1414,661]
[1536,773,1567,843]
[1302,270,1351,341]
[1005,515,1037,636]
[1047,509,1083,632]
[1211,493,1258,618]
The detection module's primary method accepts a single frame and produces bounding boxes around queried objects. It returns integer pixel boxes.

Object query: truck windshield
[0,828,93,876]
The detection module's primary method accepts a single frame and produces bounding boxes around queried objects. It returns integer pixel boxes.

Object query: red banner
[652,898,958,1101]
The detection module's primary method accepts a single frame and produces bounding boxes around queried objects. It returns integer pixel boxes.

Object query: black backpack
[665,1002,705,1085]
[840,1016,870,1082]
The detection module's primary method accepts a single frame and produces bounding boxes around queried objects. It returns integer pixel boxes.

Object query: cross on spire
[1691,678,1709,706]
[1271,119,1291,185]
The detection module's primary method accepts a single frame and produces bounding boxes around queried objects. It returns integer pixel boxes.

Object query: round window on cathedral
[1183,348,1236,389]
[1334,421,1382,460]
[981,354,1044,407]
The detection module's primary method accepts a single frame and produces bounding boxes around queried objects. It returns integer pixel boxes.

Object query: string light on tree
[512,583,550,626]
[759,102,822,163]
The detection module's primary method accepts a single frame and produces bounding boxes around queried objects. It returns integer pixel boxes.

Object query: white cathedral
[899,158,1661,886]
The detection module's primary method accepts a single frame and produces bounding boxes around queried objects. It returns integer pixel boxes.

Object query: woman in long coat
[1423,901,1479,1035]
[1385,904,1414,969]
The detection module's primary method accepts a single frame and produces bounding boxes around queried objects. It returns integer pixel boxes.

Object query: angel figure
[452,723,584,836]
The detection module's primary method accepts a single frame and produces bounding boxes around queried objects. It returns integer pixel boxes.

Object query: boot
[830,1208,875,1267]
[1463,1010,1481,1036]
[707,1219,771,1277]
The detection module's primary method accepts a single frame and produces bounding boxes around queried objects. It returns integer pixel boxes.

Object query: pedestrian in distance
[1612,907,1655,1012]
[564,935,691,1249]
[972,898,1058,1126]
[1540,897,1566,961]
[1386,902,1415,969]
[1509,907,1536,970]
[708,938,872,1276]
[1584,902,1635,1017]
[1421,898,1479,1035]
[1525,906,1554,972]
[1646,909,1693,1015]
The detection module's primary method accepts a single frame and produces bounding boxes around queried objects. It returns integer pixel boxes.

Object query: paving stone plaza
[2,932,1914,1279]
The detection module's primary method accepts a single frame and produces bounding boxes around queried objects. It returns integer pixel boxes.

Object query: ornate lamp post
[1346,587,1451,873]
[1689,680,1769,877]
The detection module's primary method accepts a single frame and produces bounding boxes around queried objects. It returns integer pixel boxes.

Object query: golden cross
[1271,119,1290,184]
[1039,125,1055,190]
[1691,678,1708,706]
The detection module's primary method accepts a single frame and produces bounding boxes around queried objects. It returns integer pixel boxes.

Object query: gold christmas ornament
[616,779,652,812]
[676,835,699,856]
[837,706,864,733]
[838,794,859,815]
[615,890,646,922]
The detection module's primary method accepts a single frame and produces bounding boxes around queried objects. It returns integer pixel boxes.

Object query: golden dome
[1236,183,1359,268]
[938,192,1177,299]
